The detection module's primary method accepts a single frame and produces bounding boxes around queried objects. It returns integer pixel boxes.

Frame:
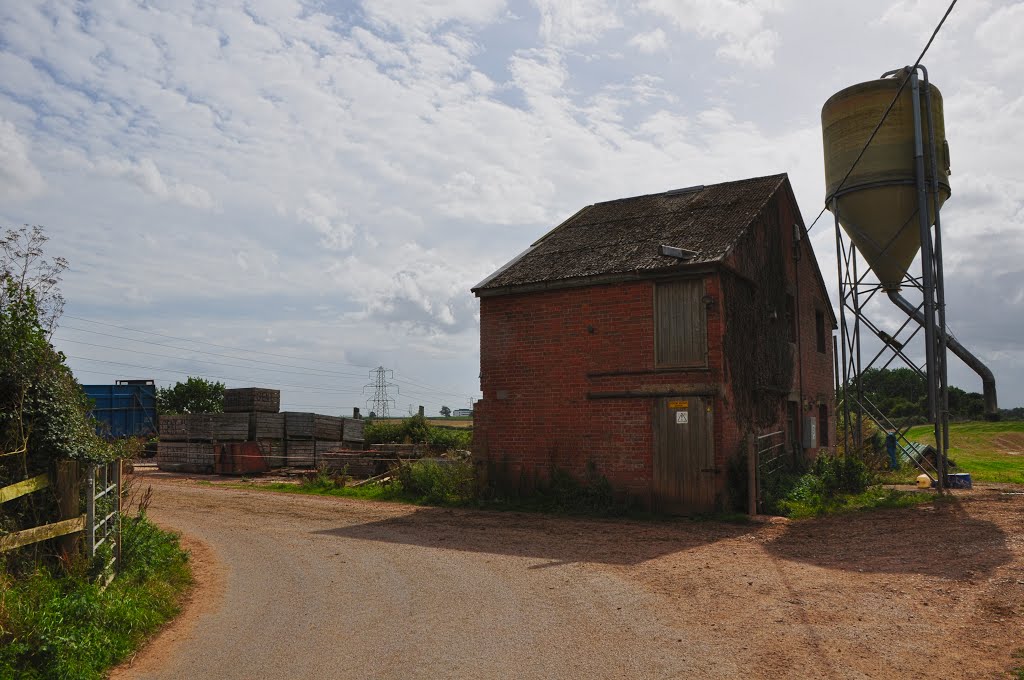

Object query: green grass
[257,480,407,503]
[905,420,1024,484]
[0,514,192,679]
[779,485,935,519]
[251,459,477,507]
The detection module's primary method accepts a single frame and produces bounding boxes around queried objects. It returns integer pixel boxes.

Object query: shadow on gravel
[764,497,1013,579]
[314,507,757,566]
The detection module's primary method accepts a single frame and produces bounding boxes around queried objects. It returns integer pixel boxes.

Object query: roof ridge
[590,173,788,207]
[474,173,791,294]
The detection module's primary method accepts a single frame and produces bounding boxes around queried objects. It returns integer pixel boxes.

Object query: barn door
[653,396,715,513]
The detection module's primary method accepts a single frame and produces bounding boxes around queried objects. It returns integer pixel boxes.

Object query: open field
[116,470,1024,679]
[376,417,474,429]
[906,421,1024,484]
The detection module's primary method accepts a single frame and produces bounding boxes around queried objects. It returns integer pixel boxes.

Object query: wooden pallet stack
[157,387,365,473]
[156,413,250,473]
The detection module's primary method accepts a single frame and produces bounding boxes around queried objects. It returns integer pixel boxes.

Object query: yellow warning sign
[668,400,689,409]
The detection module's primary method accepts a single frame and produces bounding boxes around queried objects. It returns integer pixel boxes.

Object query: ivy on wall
[721,195,795,431]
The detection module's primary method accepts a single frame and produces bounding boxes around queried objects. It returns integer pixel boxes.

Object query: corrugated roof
[474,174,788,293]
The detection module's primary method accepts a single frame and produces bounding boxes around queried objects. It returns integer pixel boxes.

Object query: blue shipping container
[83,380,158,439]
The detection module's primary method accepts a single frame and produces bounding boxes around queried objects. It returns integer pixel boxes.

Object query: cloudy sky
[1,0,1022,415]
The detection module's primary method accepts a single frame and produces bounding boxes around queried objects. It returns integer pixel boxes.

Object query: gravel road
[114,472,1024,680]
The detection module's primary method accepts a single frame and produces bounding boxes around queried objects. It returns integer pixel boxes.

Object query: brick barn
[471,174,836,513]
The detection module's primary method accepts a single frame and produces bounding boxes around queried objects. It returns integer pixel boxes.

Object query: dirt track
[114,472,1024,679]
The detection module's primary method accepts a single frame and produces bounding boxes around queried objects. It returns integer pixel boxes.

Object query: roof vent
[659,245,699,260]
[664,184,705,196]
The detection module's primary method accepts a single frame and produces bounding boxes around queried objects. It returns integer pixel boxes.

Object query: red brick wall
[475,276,733,507]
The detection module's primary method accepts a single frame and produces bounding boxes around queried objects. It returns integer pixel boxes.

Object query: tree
[1,226,68,336]
[2,226,110,557]
[440,405,451,417]
[156,377,225,414]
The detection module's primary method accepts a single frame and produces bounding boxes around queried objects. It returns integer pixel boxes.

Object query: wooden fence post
[747,434,757,517]
[54,460,81,559]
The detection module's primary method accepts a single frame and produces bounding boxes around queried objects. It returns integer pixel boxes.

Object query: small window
[815,310,826,353]
[785,294,796,343]
[818,404,829,447]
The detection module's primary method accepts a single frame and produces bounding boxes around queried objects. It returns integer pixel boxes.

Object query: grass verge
[255,459,475,507]
[906,421,1024,484]
[0,514,192,679]
[779,485,935,519]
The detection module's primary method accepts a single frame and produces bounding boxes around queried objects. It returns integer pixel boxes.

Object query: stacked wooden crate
[157,386,366,473]
[156,413,250,473]
[224,387,281,414]
[250,412,286,467]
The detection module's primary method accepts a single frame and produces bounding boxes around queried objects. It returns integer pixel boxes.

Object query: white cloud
[296,190,357,252]
[360,0,508,34]
[639,0,783,66]
[0,119,44,201]
[628,28,669,53]
[92,157,215,210]
[532,0,623,47]
[975,2,1024,73]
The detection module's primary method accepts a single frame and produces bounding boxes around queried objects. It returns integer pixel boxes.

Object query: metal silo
[823,66,997,492]
[822,73,950,290]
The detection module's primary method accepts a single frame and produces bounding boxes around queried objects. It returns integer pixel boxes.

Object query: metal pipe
[920,65,953,453]
[86,465,95,557]
[887,290,998,417]
[834,201,852,456]
[910,68,944,490]
[910,70,939,423]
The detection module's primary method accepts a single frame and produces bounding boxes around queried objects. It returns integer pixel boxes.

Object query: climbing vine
[722,195,794,430]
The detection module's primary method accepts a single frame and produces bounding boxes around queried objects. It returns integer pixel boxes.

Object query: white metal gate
[87,461,122,586]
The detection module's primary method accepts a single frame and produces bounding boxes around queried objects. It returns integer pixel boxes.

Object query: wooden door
[653,396,715,513]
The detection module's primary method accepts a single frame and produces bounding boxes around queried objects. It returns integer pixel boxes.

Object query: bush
[364,419,404,445]
[365,415,471,453]
[425,427,471,452]
[531,467,619,514]
[297,465,350,492]
[773,453,888,518]
[394,458,475,505]
[810,453,873,495]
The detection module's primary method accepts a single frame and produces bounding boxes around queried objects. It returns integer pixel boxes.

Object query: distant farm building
[452,408,474,417]
[472,174,835,513]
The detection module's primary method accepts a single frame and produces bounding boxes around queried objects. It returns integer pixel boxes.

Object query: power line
[56,327,369,379]
[59,318,474,399]
[71,368,363,412]
[65,355,368,395]
[67,350,468,405]
[63,314,376,369]
[809,0,958,235]
[54,336,367,381]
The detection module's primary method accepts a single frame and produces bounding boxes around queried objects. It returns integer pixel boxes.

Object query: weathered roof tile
[474,174,787,293]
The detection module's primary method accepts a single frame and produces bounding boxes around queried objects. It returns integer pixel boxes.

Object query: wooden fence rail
[0,464,85,555]
[0,515,86,552]
[0,473,50,504]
